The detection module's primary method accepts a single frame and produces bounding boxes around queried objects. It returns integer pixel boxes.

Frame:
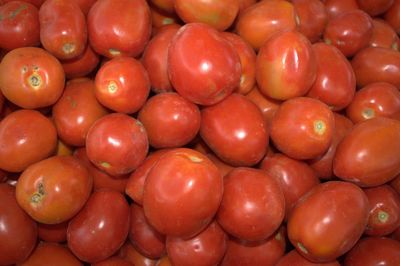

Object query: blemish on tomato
[28,73,42,90]
[63,43,76,55]
[109,48,121,56]
[100,161,111,168]
[378,210,389,223]
[297,242,308,254]
[108,81,118,94]
[31,182,45,205]
[362,108,375,119]
[313,120,326,136]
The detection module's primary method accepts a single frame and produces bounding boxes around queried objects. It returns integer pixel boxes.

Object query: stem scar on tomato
[107,81,118,94]
[100,161,111,168]
[297,242,309,254]
[63,43,76,55]
[362,108,375,119]
[313,120,326,135]
[378,210,389,223]
[31,182,45,205]
[28,73,42,90]
[109,48,121,56]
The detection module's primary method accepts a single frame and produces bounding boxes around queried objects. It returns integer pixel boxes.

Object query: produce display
[1,0,400,265]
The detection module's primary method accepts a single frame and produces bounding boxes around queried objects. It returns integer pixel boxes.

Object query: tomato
[166,221,226,266]
[307,42,356,111]
[150,0,174,14]
[260,153,320,220]
[174,0,239,31]
[333,117,400,187]
[256,30,317,101]
[344,237,400,265]
[118,241,158,266]
[0,47,65,109]
[0,109,57,172]
[16,155,93,224]
[92,257,133,266]
[220,227,286,266]
[85,113,149,176]
[0,184,37,265]
[200,93,269,166]
[143,148,223,238]
[71,0,97,15]
[37,221,68,243]
[39,0,87,60]
[323,10,373,58]
[369,19,399,50]
[292,0,328,43]
[67,190,130,263]
[384,0,400,34]
[20,242,82,266]
[150,7,180,32]
[168,23,241,106]
[87,0,151,58]
[288,181,369,263]
[142,24,180,94]
[217,167,285,241]
[275,249,340,266]
[357,0,395,16]
[156,256,172,266]
[245,86,281,126]
[0,1,40,51]
[129,203,166,259]
[270,97,335,160]
[1,0,44,8]
[351,46,400,89]
[323,0,359,19]
[237,0,256,14]
[205,153,234,177]
[61,44,100,79]
[235,0,298,51]
[346,82,400,123]
[138,92,200,149]
[52,78,109,147]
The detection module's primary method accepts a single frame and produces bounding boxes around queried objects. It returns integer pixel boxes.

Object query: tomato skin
[275,250,340,266]
[61,44,100,79]
[351,46,400,89]
[344,237,400,266]
[67,190,130,263]
[288,181,369,263]
[384,0,400,34]
[168,23,241,106]
[357,0,394,16]
[143,148,223,238]
[307,42,356,111]
[369,19,399,50]
[118,241,158,266]
[256,30,317,101]
[0,184,37,265]
[323,0,359,19]
[0,47,65,109]
[270,97,335,160]
[16,155,93,224]
[86,113,149,176]
[53,78,109,147]
[333,117,400,187]
[71,0,97,15]
[92,256,133,266]
[1,0,44,7]
[0,1,40,51]
[0,109,57,172]
[200,93,269,166]
[150,0,174,14]
[37,221,68,243]
[87,0,151,58]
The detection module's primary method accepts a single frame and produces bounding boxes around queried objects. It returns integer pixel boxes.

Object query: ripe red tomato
[37,221,68,243]
[118,241,158,266]
[357,0,395,16]
[369,19,399,50]
[323,0,359,19]
[92,256,133,266]
[384,0,400,34]
[61,44,100,79]
[275,249,340,266]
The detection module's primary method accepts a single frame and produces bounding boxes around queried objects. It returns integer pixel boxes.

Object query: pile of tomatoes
[1,0,400,265]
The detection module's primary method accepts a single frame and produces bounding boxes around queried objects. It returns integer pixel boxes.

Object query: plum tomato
[357,0,395,16]
[61,44,100,79]
[37,221,68,243]
[369,19,399,50]
[384,0,400,34]
[323,0,359,19]
[275,249,340,266]
[118,241,158,266]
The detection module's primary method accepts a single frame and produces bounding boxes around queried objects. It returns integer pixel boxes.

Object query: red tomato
[1,0,44,7]
[168,23,241,106]
[0,1,40,51]
[61,44,100,79]
[0,47,65,109]
[143,148,223,238]
[92,256,133,266]
[323,0,359,19]
[0,183,37,265]
[37,221,68,243]
[85,113,149,176]
[205,153,234,177]
[0,109,57,172]
[369,19,399,50]
[87,0,151,58]
[118,241,158,266]
[275,249,340,266]
[288,181,369,263]
[357,0,395,16]
[67,190,130,263]
[270,97,335,160]
[384,0,400,34]
[150,7,180,32]
[256,30,317,101]
[156,256,173,266]
[333,117,400,187]
[71,0,97,15]
[16,155,93,224]
[200,93,269,166]
[150,0,174,14]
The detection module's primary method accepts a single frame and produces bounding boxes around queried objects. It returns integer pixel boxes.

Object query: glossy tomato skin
[200,93,269,166]
[166,221,227,266]
[95,57,150,114]
[0,184,37,265]
[307,42,356,111]
[346,82,400,123]
[37,221,68,243]
[86,113,149,176]
[150,0,174,14]
[344,237,400,266]
[39,0,87,60]
[118,241,158,266]
[53,78,109,147]
[384,0,400,34]
[71,0,97,15]
[256,30,317,101]
[61,44,100,79]
[323,0,359,19]
[138,92,200,149]
[275,249,340,266]
[20,242,83,266]
[333,117,400,187]
[260,153,320,220]
[288,181,369,263]
[0,1,40,51]
[92,256,133,266]
[129,203,166,259]
[143,148,223,238]
[369,19,399,50]
[235,0,298,51]
[351,47,400,89]
[0,47,65,109]
[168,23,241,106]
[1,0,44,7]
[150,8,180,33]
[270,97,335,160]
[357,0,394,16]
[217,167,285,241]
[323,10,373,58]
[67,190,130,263]
[0,109,57,172]
[142,24,180,94]
[87,0,151,58]
[16,155,93,224]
